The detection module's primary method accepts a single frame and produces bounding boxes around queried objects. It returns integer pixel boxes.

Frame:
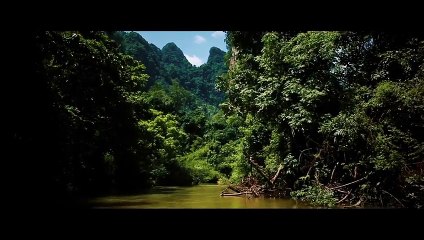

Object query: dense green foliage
[109,31,163,87]
[218,31,424,208]
[16,30,423,208]
[22,31,153,197]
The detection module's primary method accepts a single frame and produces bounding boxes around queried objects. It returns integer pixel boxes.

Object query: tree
[26,31,154,198]
[221,31,424,208]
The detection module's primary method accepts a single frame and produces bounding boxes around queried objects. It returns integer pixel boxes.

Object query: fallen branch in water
[343,199,362,208]
[220,160,288,198]
[221,192,252,197]
[228,185,241,193]
[221,186,229,194]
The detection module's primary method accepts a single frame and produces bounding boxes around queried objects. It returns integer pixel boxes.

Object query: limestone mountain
[110,31,227,106]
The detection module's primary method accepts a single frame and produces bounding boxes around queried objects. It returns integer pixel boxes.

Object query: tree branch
[382,190,405,208]
[249,157,273,186]
[336,189,352,204]
[270,164,284,184]
[330,162,338,183]
[329,176,367,190]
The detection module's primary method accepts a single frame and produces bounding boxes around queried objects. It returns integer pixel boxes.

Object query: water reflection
[89,184,312,209]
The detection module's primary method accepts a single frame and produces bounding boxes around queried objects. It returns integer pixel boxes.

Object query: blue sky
[136,31,227,67]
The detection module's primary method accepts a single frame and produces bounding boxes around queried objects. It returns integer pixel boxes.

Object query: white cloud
[194,35,206,44]
[184,54,204,67]
[211,31,225,38]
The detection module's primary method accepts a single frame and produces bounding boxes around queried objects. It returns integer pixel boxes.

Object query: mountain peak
[162,42,191,67]
[207,47,225,64]
[163,42,178,49]
[209,46,224,54]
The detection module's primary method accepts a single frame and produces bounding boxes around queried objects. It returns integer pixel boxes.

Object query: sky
[136,31,227,67]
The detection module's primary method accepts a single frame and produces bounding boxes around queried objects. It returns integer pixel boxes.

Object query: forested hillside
[110,31,226,105]
[14,31,423,208]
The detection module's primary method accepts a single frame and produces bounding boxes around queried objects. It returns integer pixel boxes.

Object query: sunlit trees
[221,31,424,208]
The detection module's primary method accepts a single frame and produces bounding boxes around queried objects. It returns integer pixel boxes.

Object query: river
[88,184,313,208]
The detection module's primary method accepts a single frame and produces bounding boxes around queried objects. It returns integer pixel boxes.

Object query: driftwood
[220,185,239,196]
[220,184,251,197]
[221,157,286,198]
[343,199,363,208]
[220,178,264,197]
[221,192,251,197]
[228,185,241,193]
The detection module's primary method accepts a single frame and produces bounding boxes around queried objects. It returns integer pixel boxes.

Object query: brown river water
[88,184,314,208]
